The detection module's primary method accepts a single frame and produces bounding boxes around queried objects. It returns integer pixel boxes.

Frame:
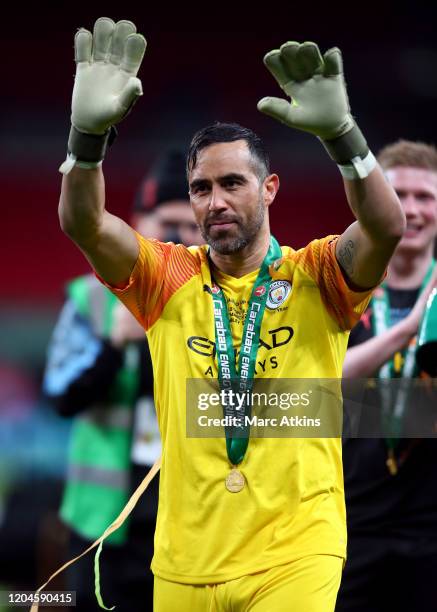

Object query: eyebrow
[220,173,248,183]
[189,173,248,191]
[396,188,436,198]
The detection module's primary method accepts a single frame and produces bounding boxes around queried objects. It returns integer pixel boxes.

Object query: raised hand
[258,42,352,141]
[60,17,147,174]
[258,41,370,171]
[72,17,146,135]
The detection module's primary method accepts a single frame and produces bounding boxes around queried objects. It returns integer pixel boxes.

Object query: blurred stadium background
[0,2,436,608]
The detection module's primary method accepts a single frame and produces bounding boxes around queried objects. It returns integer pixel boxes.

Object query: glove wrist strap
[319,122,376,180]
[59,125,117,175]
[337,150,377,180]
[319,122,369,164]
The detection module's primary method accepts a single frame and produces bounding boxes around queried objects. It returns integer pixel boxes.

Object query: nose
[402,194,420,217]
[208,186,228,212]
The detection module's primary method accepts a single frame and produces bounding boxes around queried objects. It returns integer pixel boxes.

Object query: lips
[207,218,239,230]
[209,222,237,230]
[404,225,422,238]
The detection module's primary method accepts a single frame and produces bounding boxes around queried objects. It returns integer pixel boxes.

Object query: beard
[200,195,265,255]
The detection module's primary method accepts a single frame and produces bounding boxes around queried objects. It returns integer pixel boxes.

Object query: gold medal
[225,468,245,493]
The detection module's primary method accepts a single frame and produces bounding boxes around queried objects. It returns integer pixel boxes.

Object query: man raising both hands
[58,17,405,612]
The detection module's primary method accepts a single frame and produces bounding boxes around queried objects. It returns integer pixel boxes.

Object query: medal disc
[225,468,245,493]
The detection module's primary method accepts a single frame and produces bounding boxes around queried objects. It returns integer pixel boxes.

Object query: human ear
[263,174,280,207]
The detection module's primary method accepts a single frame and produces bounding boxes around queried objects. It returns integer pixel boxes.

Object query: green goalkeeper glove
[60,17,146,174]
[257,41,375,179]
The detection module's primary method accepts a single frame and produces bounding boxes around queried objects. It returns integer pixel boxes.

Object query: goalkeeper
[58,17,405,611]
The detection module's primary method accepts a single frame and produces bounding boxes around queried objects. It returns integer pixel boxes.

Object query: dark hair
[187,122,270,181]
[133,150,189,213]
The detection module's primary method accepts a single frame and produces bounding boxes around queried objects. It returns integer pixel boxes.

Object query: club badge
[266,280,292,310]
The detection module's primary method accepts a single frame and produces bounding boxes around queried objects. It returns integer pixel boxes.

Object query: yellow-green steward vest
[60,275,140,545]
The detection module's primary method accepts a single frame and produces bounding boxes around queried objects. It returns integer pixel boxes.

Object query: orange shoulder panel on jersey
[290,234,375,331]
[99,231,202,330]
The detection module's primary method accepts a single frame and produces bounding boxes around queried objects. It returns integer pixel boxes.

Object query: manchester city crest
[266,280,292,309]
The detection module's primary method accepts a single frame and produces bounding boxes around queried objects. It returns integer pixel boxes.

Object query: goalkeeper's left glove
[257,41,376,179]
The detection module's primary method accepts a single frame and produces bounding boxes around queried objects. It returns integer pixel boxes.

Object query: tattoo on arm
[338,240,355,277]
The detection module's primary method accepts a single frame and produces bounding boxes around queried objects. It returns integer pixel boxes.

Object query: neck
[209,227,271,278]
[386,245,434,289]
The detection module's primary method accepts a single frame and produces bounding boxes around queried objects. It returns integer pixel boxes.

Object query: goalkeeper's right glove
[60,17,146,175]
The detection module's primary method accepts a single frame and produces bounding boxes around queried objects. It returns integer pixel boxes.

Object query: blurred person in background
[337,140,437,612]
[42,150,201,611]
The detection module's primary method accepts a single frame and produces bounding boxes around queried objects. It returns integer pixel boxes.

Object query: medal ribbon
[209,236,282,465]
[372,259,436,453]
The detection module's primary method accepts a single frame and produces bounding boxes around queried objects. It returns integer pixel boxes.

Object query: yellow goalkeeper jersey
[102,231,373,584]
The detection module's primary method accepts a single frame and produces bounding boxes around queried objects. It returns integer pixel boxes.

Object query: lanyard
[371,259,435,462]
[209,236,282,465]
